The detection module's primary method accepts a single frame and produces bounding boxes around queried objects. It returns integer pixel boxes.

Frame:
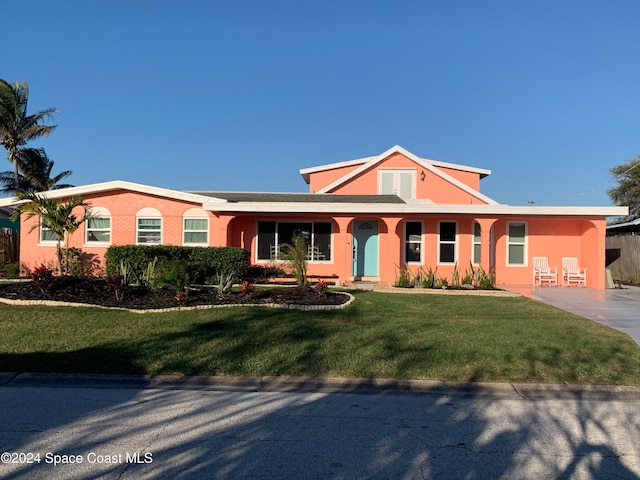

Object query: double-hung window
[136,207,162,245]
[405,221,422,263]
[257,221,332,261]
[472,222,481,265]
[438,221,457,264]
[85,207,111,246]
[507,222,527,266]
[183,208,209,245]
[39,221,58,244]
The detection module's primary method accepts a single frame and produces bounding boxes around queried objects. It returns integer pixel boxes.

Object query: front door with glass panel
[353,220,379,277]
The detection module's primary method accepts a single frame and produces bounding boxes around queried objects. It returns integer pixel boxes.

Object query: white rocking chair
[562,257,587,286]
[533,257,558,286]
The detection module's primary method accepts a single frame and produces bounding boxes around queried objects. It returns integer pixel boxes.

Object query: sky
[4,1,640,207]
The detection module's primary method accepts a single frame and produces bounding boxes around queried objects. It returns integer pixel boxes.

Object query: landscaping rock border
[0,292,356,314]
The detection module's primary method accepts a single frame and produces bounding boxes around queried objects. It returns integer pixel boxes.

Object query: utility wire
[555,160,640,205]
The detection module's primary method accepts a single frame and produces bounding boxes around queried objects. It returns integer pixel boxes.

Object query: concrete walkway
[506,285,640,345]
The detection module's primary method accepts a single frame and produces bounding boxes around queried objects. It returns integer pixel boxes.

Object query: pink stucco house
[0,145,627,288]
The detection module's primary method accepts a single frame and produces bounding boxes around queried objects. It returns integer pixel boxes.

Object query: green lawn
[1,290,639,384]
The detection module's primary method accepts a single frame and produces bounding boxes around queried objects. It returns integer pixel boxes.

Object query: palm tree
[0,80,57,192]
[12,192,93,276]
[0,148,73,195]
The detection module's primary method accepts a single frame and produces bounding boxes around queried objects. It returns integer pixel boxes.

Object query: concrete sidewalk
[506,284,640,345]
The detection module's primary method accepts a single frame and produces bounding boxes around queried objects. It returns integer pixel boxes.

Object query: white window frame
[378,168,417,200]
[136,207,163,245]
[182,208,209,246]
[84,207,112,247]
[404,221,423,264]
[256,221,333,264]
[38,221,58,246]
[506,222,528,267]
[472,222,481,265]
[437,221,458,265]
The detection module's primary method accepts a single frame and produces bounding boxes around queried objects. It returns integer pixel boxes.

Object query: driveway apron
[506,285,640,346]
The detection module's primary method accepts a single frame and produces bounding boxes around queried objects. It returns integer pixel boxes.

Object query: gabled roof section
[311,145,499,205]
[0,180,227,207]
[299,146,491,184]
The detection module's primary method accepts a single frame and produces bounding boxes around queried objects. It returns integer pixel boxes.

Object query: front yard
[1,290,639,384]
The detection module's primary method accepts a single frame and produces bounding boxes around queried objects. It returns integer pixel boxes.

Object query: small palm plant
[279,235,308,287]
[12,192,94,276]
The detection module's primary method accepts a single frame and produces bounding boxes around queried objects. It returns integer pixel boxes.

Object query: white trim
[38,224,58,246]
[299,156,375,184]
[472,221,482,265]
[255,220,334,264]
[203,200,628,217]
[136,207,163,245]
[378,168,417,199]
[437,221,458,265]
[315,145,498,205]
[299,147,491,184]
[0,180,227,208]
[404,220,423,265]
[182,208,209,246]
[84,206,112,247]
[506,222,528,267]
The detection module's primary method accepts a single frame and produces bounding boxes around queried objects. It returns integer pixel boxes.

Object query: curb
[2,372,639,400]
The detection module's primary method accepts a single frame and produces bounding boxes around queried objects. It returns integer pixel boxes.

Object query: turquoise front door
[353,220,379,277]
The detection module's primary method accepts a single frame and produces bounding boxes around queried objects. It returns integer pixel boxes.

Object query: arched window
[136,207,162,245]
[183,208,209,245]
[85,206,112,245]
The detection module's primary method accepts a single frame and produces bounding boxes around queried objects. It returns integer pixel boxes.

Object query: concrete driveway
[506,285,640,345]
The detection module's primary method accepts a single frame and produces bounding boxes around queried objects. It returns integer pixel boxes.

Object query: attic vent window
[378,169,416,199]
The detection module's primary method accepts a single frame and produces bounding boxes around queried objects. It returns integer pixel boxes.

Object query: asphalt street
[0,375,639,479]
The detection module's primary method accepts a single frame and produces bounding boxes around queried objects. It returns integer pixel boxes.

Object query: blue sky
[4,1,640,206]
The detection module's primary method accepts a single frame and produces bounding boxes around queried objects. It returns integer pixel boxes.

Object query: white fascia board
[203,201,628,217]
[0,180,227,207]
[299,156,373,184]
[424,158,491,178]
[316,145,404,193]
[316,145,499,205]
[411,157,500,205]
[316,145,498,205]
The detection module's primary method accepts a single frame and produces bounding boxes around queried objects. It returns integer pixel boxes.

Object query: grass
[1,290,639,384]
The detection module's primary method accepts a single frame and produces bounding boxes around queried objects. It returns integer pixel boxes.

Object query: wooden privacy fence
[606,235,640,283]
[0,228,18,267]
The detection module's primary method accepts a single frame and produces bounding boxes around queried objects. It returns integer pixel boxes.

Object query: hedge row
[105,245,250,284]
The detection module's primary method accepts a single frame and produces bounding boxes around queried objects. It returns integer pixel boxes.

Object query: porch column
[334,217,352,284]
[210,213,235,247]
[380,217,403,285]
[475,218,498,269]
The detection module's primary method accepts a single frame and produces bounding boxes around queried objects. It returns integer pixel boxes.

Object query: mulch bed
[0,277,350,310]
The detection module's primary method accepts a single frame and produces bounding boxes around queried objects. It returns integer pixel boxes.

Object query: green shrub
[2,262,20,278]
[394,265,415,288]
[60,247,101,278]
[156,259,189,294]
[105,245,249,284]
[246,264,286,283]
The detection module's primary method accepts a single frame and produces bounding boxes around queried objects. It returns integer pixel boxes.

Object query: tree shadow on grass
[0,303,639,478]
